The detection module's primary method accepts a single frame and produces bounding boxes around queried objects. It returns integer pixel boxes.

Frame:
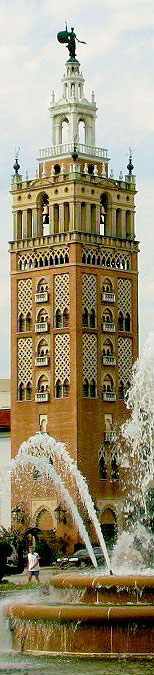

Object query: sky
[1,0,154,377]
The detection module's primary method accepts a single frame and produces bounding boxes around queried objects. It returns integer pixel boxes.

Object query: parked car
[56,546,105,569]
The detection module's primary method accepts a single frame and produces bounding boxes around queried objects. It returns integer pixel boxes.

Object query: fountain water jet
[11,452,97,569]
[16,432,111,571]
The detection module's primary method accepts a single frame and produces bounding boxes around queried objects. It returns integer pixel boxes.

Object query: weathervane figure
[57,24,86,60]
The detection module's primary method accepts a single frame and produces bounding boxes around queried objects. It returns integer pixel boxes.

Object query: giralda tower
[10,28,138,543]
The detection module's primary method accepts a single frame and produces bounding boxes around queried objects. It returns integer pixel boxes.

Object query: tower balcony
[102,391,116,402]
[38,142,108,161]
[35,322,49,333]
[35,356,50,367]
[102,355,116,366]
[101,322,115,333]
[35,292,49,303]
[35,391,50,402]
[101,292,115,303]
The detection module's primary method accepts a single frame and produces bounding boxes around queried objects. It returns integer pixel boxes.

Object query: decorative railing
[101,292,115,303]
[35,322,49,333]
[102,391,116,402]
[35,356,50,366]
[35,292,49,303]
[102,355,116,366]
[35,392,50,402]
[38,142,108,160]
[102,322,115,332]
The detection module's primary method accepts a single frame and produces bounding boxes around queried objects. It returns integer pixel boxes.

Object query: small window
[56,380,62,398]
[83,378,88,397]
[63,379,70,397]
[82,308,88,327]
[56,309,62,328]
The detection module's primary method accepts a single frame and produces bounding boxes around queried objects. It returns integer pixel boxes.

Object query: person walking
[27,545,40,582]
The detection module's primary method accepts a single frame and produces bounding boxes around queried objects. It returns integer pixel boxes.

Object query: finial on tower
[57,24,86,60]
[127,148,134,175]
[13,147,20,174]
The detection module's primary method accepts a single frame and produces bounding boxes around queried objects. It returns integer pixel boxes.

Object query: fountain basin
[4,574,154,658]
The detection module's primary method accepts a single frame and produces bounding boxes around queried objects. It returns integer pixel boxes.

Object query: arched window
[116,209,122,237]
[63,378,70,397]
[18,383,25,401]
[18,313,25,332]
[87,254,91,264]
[103,339,113,355]
[81,202,86,231]
[126,210,131,238]
[100,192,109,236]
[27,209,32,238]
[111,454,119,481]
[56,309,62,328]
[90,308,96,328]
[82,253,86,263]
[118,380,124,399]
[83,378,89,397]
[37,278,48,293]
[26,312,32,331]
[90,379,96,398]
[38,339,48,356]
[125,312,130,331]
[103,374,113,392]
[118,311,123,330]
[56,379,62,398]
[38,374,49,392]
[99,452,107,480]
[91,204,96,233]
[103,309,113,324]
[78,120,85,144]
[37,192,49,237]
[61,119,69,144]
[37,308,48,324]
[63,308,69,327]
[64,202,69,232]
[60,254,64,264]
[82,307,88,327]
[54,204,59,234]
[17,211,22,240]
[26,382,32,400]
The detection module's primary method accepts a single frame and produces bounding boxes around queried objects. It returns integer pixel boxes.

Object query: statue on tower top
[57,24,86,60]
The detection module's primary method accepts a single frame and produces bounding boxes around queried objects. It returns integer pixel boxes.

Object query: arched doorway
[101,507,117,549]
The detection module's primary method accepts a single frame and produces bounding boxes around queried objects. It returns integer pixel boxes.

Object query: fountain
[4,335,154,658]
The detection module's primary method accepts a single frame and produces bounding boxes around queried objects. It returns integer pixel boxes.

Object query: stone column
[59,204,65,233]
[13,212,17,240]
[69,203,75,231]
[111,208,116,237]
[75,202,81,231]
[131,211,134,238]
[96,205,100,234]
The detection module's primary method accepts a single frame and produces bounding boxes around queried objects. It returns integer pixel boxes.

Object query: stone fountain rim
[50,573,154,589]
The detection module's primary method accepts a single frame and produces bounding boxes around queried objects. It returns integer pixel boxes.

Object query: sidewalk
[4,567,54,585]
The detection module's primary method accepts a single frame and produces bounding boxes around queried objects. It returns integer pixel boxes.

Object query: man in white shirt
[27,545,40,582]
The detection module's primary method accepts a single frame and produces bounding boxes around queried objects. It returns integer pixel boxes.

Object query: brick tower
[10,33,139,544]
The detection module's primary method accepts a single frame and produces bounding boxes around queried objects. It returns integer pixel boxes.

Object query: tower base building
[10,31,139,547]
